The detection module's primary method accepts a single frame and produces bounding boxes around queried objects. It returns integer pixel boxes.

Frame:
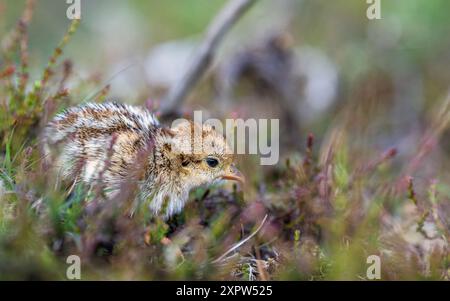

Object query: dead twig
[160,0,258,117]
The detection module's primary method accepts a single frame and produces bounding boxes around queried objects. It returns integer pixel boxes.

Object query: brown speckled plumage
[42,102,243,218]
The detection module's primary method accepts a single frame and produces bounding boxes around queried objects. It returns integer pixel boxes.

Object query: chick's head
[166,120,243,190]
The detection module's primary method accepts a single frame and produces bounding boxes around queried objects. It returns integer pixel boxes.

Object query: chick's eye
[205,157,219,168]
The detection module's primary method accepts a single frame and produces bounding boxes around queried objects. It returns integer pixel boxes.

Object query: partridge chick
[42,102,243,218]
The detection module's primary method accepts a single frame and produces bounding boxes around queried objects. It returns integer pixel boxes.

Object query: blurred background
[1,0,450,280]
[2,0,450,159]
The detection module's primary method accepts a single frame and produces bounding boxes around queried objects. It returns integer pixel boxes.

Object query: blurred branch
[160,0,258,117]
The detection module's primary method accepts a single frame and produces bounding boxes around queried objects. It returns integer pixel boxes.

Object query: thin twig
[160,0,258,116]
[212,214,268,264]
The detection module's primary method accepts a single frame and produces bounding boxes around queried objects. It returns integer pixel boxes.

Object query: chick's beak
[221,165,245,185]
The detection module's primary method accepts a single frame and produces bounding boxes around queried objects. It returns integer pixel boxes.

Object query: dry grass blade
[212,214,268,264]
